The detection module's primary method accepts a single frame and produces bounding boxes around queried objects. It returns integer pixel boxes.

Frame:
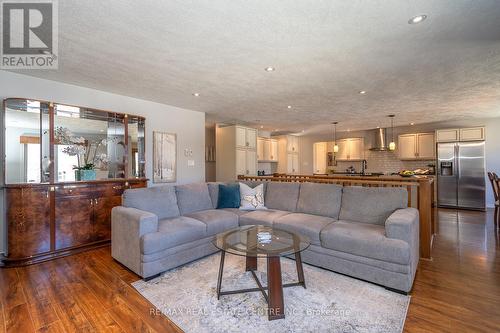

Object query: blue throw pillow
[217,183,241,209]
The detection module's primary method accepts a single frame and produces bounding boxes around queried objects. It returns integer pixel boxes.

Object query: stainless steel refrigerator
[437,141,486,210]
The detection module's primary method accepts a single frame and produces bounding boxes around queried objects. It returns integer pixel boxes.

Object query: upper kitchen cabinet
[257,137,278,162]
[335,138,364,161]
[216,125,258,181]
[436,129,459,142]
[436,127,485,142]
[236,126,257,149]
[286,135,300,153]
[417,133,435,159]
[398,133,435,160]
[459,127,485,141]
[257,137,265,161]
[269,139,278,161]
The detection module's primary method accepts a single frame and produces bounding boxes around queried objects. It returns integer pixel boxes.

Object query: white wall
[0,71,206,252]
[299,117,500,208]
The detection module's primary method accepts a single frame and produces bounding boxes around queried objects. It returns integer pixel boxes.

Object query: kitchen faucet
[361,159,368,175]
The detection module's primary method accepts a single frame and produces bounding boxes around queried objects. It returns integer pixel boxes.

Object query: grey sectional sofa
[111,181,419,293]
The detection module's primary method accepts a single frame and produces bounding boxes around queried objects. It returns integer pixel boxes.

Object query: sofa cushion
[265,182,300,212]
[221,208,251,217]
[207,182,224,208]
[217,183,241,209]
[297,183,343,219]
[175,183,214,215]
[140,216,206,254]
[274,213,335,245]
[123,185,180,219]
[185,209,239,236]
[239,209,291,226]
[339,186,408,225]
[320,220,410,264]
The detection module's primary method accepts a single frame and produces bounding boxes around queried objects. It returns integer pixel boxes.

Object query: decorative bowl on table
[399,170,415,177]
[257,231,272,244]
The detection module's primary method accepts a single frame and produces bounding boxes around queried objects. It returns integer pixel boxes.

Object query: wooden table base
[216,251,306,321]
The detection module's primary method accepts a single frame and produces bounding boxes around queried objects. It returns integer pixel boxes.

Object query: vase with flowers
[55,127,113,181]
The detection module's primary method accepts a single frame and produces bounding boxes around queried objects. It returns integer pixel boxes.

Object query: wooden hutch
[1,98,147,266]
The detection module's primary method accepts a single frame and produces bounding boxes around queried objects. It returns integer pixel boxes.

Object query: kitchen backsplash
[328,150,435,174]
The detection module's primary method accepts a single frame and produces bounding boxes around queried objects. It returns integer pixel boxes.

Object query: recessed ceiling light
[287,105,292,109]
[265,67,275,72]
[410,122,415,126]
[301,129,305,133]
[408,15,427,24]
[359,90,367,95]
[192,92,200,97]
[260,125,264,129]
[376,126,380,129]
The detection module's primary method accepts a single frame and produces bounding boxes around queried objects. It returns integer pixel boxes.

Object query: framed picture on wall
[153,131,177,183]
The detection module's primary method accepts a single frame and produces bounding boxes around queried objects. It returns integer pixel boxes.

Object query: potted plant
[55,127,112,181]
[74,163,96,181]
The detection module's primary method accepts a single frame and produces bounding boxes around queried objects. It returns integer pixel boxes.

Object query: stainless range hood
[369,128,388,151]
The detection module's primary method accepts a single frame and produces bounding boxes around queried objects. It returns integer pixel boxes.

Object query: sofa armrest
[111,206,159,276]
[385,207,419,245]
[112,206,159,236]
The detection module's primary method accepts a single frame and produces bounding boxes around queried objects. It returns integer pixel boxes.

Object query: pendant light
[332,122,339,153]
[388,115,396,151]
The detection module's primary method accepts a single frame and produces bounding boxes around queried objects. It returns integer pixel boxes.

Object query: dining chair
[489,172,499,228]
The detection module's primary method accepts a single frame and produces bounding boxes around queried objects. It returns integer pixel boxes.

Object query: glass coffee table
[213,225,310,320]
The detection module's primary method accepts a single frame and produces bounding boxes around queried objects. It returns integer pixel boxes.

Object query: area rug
[132,253,410,333]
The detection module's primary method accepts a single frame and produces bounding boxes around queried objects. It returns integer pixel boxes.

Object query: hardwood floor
[0,208,498,332]
[404,208,500,332]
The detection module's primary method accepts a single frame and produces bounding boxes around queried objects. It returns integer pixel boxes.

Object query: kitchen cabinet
[313,142,328,174]
[236,126,257,149]
[270,139,278,161]
[236,148,257,176]
[398,133,435,160]
[335,138,364,161]
[286,135,300,153]
[436,129,459,142]
[257,138,279,162]
[417,133,435,159]
[257,138,265,160]
[436,127,485,143]
[460,127,485,141]
[286,153,300,174]
[276,135,300,174]
[216,125,258,181]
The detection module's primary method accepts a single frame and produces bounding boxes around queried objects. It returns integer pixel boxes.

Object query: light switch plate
[188,160,195,167]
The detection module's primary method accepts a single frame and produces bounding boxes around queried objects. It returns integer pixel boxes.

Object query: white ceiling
[9,0,500,135]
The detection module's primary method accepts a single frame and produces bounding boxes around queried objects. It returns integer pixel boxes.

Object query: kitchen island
[238,173,435,259]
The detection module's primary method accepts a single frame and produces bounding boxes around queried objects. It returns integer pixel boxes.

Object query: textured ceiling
[8,0,500,135]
